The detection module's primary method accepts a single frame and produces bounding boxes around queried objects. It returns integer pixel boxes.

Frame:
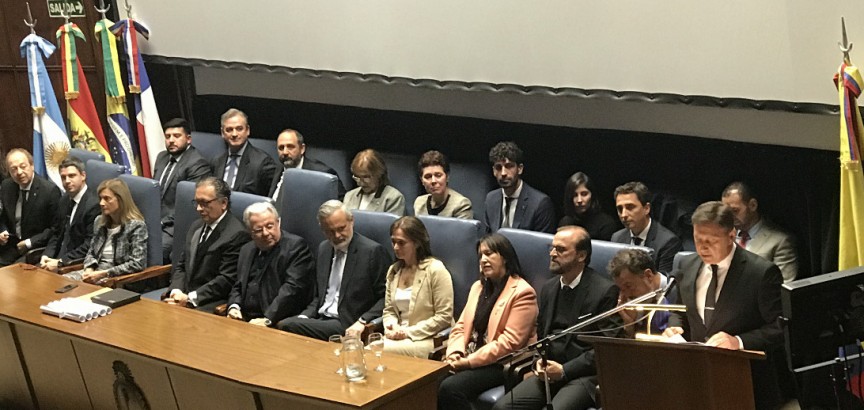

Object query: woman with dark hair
[413,150,473,219]
[64,178,147,283]
[559,172,618,241]
[437,233,538,410]
[343,149,406,216]
[382,216,454,358]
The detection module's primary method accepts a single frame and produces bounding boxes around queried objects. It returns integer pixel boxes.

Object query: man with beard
[483,141,555,233]
[493,226,621,410]
[268,129,346,203]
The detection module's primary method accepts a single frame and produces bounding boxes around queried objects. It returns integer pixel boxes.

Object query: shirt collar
[71,184,88,204]
[229,141,248,158]
[295,156,305,169]
[503,180,523,200]
[559,268,584,289]
[19,179,34,191]
[332,234,353,253]
[632,218,652,240]
[708,244,737,274]
[742,219,763,238]
[207,210,228,230]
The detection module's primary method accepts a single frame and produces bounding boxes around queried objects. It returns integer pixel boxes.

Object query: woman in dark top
[558,172,618,241]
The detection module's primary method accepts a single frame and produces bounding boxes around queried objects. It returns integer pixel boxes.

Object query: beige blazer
[746,220,798,283]
[343,185,405,216]
[382,257,454,341]
[413,188,473,219]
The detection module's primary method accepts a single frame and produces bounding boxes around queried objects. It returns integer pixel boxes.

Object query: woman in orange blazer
[437,233,538,410]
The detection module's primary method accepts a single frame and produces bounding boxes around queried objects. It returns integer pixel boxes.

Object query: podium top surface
[579,335,766,361]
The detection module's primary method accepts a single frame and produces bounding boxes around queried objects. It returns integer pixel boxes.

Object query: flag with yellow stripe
[835,62,864,269]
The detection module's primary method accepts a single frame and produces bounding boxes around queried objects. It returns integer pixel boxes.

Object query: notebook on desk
[91,288,140,309]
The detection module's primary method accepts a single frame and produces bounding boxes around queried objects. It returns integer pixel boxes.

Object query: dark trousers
[277,316,344,340]
[437,364,505,410]
[161,227,173,264]
[492,375,596,410]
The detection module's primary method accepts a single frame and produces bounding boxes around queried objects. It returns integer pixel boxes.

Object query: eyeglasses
[222,125,247,134]
[192,198,221,207]
[251,222,278,236]
[352,174,374,182]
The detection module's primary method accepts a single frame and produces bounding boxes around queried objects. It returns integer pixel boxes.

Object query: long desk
[0,264,448,409]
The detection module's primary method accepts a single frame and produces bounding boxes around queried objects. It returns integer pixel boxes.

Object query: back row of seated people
[0,143,788,408]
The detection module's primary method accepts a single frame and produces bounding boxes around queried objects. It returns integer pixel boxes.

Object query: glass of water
[328,334,343,375]
[368,332,386,372]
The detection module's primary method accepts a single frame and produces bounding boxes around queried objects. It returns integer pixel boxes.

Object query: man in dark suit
[664,201,784,409]
[278,200,390,340]
[153,118,212,263]
[165,178,249,311]
[483,141,555,233]
[227,201,315,326]
[40,157,100,271]
[610,181,682,274]
[494,226,620,410]
[0,149,62,266]
[210,109,278,196]
[269,129,346,202]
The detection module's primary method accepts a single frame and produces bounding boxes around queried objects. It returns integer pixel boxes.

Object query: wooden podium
[580,335,765,410]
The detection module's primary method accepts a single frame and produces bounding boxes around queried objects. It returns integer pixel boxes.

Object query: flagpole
[24,2,45,142]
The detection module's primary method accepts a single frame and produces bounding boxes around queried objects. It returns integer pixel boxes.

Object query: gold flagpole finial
[24,2,36,34]
[840,17,854,63]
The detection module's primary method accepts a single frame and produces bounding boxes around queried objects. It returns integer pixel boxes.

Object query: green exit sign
[47,0,85,18]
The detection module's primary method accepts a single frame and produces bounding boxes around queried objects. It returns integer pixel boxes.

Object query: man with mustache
[483,141,555,233]
[268,128,346,204]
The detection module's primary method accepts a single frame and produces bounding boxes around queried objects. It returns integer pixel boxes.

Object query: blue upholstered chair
[589,240,655,277]
[672,251,695,276]
[69,148,104,164]
[417,215,483,318]
[85,160,124,191]
[247,137,279,163]
[351,210,398,260]
[449,161,495,222]
[190,132,227,160]
[305,145,354,191]
[498,228,554,292]
[381,152,422,216]
[277,168,339,249]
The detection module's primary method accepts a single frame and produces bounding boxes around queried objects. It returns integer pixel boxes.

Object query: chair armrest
[433,327,451,348]
[98,265,171,288]
[24,247,46,265]
[428,343,449,361]
[361,317,384,344]
[58,263,84,275]
[502,351,536,391]
[213,304,228,316]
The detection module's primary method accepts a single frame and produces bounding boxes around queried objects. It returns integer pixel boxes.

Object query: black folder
[91,288,141,309]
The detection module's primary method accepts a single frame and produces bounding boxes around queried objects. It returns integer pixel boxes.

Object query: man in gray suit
[610,181,682,274]
[721,182,798,282]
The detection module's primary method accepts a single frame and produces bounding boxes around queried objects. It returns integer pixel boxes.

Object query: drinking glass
[368,332,386,372]
[328,334,343,374]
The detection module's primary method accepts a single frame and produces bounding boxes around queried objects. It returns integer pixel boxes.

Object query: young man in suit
[610,181,682,274]
[153,118,212,263]
[40,157,100,271]
[227,201,315,327]
[211,109,278,196]
[663,201,785,409]
[164,178,250,312]
[278,200,391,340]
[269,129,346,202]
[0,149,62,266]
[721,181,798,282]
[483,141,555,234]
[494,226,621,410]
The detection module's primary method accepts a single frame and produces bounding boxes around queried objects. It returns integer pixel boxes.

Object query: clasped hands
[661,327,740,350]
[384,323,408,341]
[81,268,109,284]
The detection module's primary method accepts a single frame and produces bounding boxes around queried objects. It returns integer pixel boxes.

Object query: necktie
[632,236,643,246]
[160,158,177,193]
[199,225,212,244]
[59,200,76,258]
[737,230,750,249]
[502,197,514,228]
[272,168,288,201]
[704,264,719,325]
[22,190,29,204]
[224,154,240,188]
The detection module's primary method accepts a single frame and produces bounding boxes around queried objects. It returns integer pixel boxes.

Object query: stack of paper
[40,297,112,323]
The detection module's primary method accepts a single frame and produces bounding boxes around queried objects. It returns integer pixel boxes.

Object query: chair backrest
[498,228,554,292]
[247,137,279,163]
[589,240,655,277]
[230,190,272,221]
[85,160,125,192]
[351,210,398,260]
[672,251,696,276]
[190,132,227,160]
[69,148,104,164]
[118,174,162,266]
[380,152,422,215]
[278,168,339,248]
[305,145,354,192]
[418,215,483,317]
[449,161,494,221]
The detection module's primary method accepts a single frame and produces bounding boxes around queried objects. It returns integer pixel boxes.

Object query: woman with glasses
[559,172,618,241]
[63,178,147,283]
[343,149,406,216]
[413,150,472,219]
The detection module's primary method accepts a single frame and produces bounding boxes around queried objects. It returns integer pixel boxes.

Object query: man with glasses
[483,141,555,233]
[268,129,346,203]
[227,201,315,326]
[211,109,278,196]
[164,177,249,311]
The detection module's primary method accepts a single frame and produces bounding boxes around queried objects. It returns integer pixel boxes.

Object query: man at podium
[663,201,784,409]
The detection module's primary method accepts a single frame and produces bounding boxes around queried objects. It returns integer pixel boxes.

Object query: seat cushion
[476,386,505,408]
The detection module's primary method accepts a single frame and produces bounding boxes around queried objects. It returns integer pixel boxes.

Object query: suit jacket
[745,221,798,283]
[44,186,99,263]
[211,142,278,196]
[669,247,784,408]
[382,257,454,341]
[0,176,62,247]
[413,188,473,219]
[268,156,347,199]
[83,217,148,277]
[447,276,538,368]
[153,146,212,224]
[484,182,556,233]
[300,233,391,327]
[229,231,315,322]
[343,185,406,216]
[169,213,249,305]
[611,219,682,274]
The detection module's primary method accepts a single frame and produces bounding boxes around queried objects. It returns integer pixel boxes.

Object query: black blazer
[669,247,784,408]
[44,186,99,263]
[300,233,391,328]
[211,142,278,196]
[611,219,682,274]
[484,181,556,233]
[0,175,61,247]
[153,146,212,224]
[536,267,620,383]
[169,213,250,305]
[268,155,347,199]
[228,231,315,322]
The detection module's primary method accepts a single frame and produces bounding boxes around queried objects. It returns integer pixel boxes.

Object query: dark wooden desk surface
[0,264,447,408]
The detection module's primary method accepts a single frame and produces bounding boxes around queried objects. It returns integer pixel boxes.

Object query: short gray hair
[221,108,248,127]
[317,200,353,225]
[243,201,279,229]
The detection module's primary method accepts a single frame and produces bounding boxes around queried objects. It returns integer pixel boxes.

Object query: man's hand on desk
[705,331,740,350]
[345,321,365,338]
[16,240,28,254]
[39,255,60,272]
[165,292,189,307]
[82,269,108,284]
[227,307,243,320]
[662,326,684,338]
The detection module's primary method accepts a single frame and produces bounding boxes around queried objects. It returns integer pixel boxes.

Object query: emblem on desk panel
[112,360,150,410]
